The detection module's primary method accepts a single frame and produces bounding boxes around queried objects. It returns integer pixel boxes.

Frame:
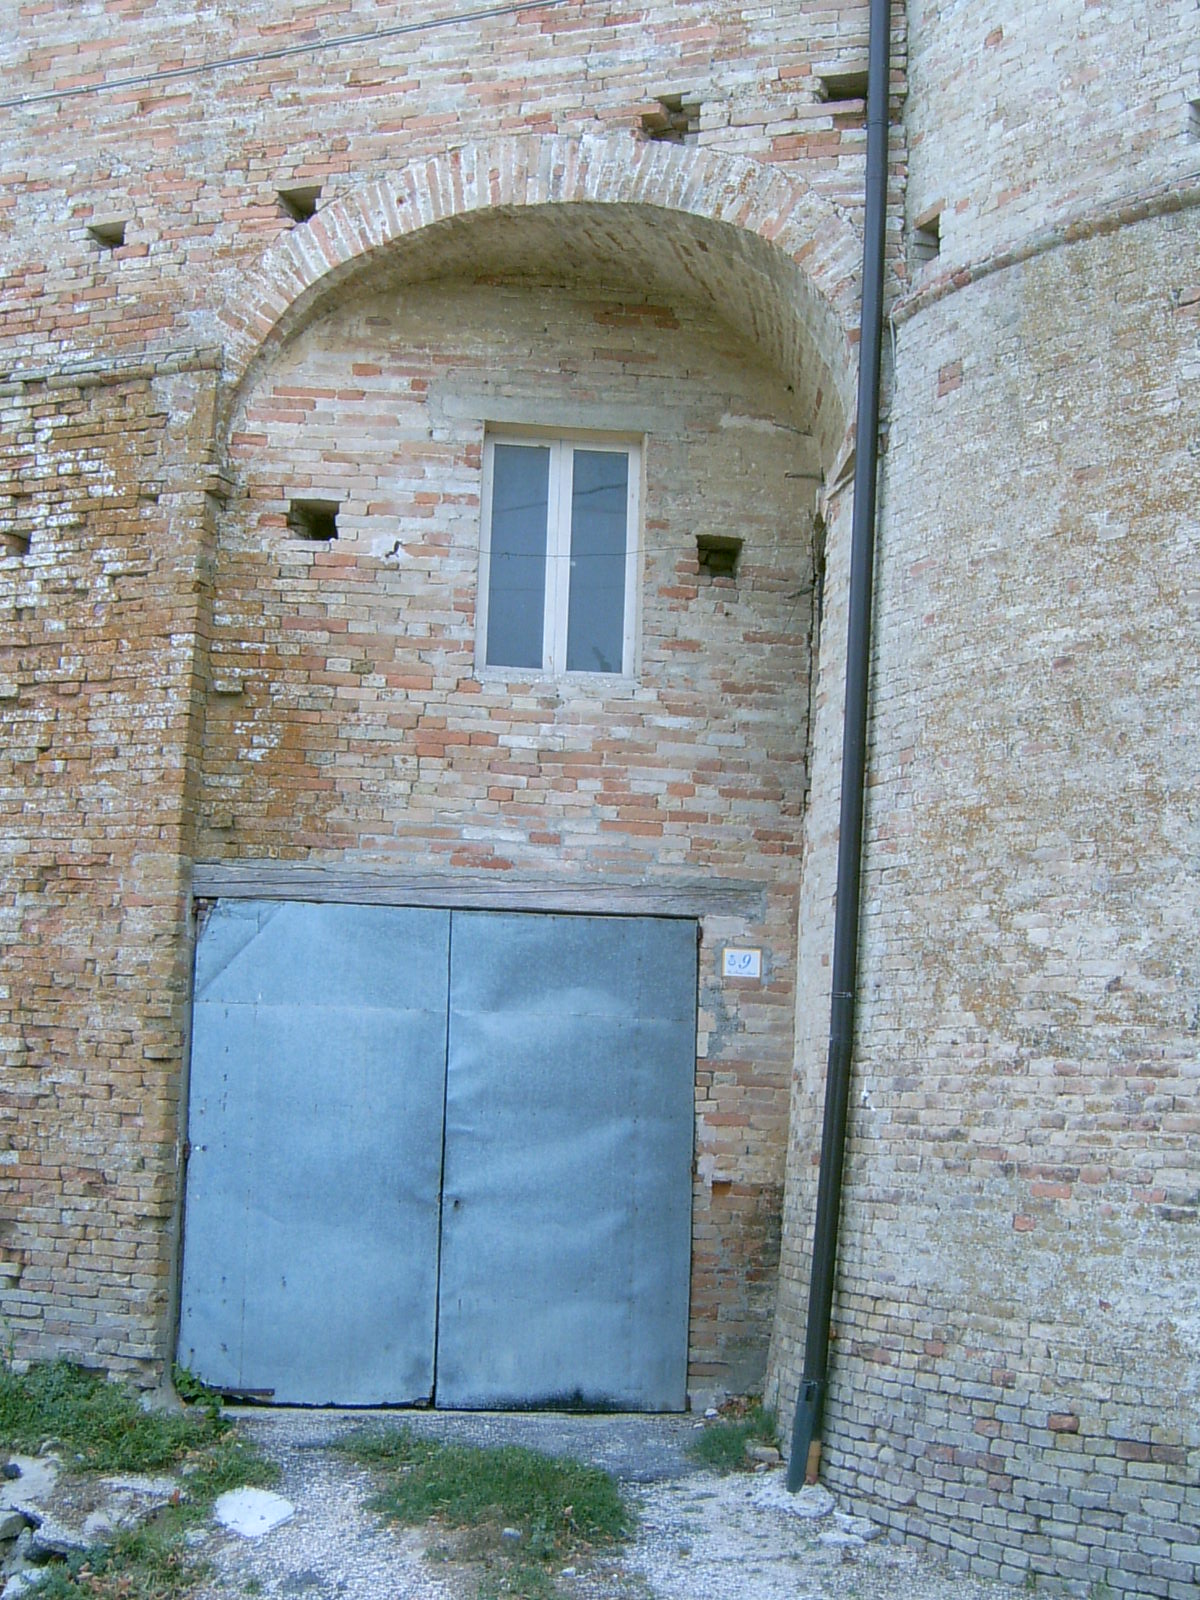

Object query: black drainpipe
[787,0,892,1492]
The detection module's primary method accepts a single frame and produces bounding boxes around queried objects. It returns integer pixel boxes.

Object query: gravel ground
[191,1409,1018,1600]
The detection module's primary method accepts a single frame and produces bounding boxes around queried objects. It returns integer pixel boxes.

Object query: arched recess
[219,133,862,467]
[189,134,866,1403]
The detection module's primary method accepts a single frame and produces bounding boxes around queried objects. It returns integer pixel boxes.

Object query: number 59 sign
[722,947,763,980]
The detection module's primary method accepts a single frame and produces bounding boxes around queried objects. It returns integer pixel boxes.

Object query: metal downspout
[787,0,892,1492]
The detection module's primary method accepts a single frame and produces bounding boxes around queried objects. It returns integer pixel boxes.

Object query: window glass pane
[487,444,549,669]
[566,449,628,673]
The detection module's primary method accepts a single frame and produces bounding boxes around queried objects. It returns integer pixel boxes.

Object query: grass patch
[476,1558,561,1599]
[177,1430,279,1505]
[29,1526,203,1600]
[0,1361,277,1600]
[0,1360,225,1473]
[686,1399,778,1472]
[338,1426,631,1596]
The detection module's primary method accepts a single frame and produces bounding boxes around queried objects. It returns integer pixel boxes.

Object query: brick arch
[221,133,862,432]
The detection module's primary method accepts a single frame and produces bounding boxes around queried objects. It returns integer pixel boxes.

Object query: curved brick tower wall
[769,1,1200,1593]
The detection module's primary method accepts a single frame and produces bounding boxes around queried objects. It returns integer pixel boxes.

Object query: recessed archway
[221,134,861,469]
[198,132,864,1402]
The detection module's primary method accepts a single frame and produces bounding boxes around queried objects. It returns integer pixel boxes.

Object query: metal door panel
[178,901,450,1404]
[436,912,695,1411]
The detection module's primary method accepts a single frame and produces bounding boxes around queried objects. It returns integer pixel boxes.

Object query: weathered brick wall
[769,0,1200,1585]
[4,0,1196,1589]
[0,0,889,368]
[0,359,220,1376]
[831,212,1197,1598]
[1,2,877,1397]
[904,0,1198,277]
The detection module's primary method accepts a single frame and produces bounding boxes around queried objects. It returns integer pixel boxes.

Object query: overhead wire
[2,0,820,598]
[0,0,571,112]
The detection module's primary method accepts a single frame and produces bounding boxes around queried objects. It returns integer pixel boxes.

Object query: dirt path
[191,1411,1017,1600]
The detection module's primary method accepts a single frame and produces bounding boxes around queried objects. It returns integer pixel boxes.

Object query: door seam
[429,908,456,1405]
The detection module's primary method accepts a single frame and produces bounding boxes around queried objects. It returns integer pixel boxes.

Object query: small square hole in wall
[87,218,127,248]
[277,184,322,223]
[1188,99,1200,140]
[1,528,31,558]
[287,498,340,541]
[912,207,941,266]
[816,66,870,103]
[641,94,700,144]
[696,533,743,578]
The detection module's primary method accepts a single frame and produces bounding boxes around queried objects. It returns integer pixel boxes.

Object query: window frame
[476,430,642,681]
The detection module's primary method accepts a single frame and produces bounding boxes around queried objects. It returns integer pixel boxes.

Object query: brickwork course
[0,1,1197,1594]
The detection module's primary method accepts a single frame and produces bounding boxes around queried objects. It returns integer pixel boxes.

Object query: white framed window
[477,433,641,677]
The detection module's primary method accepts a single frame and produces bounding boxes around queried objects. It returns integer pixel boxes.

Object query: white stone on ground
[750,1477,835,1519]
[2,1572,49,1599]
[213,1488,296,1537]
[0,1458,58,1512]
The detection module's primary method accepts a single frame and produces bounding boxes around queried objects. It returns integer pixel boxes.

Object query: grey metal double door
[178,902,696,1409]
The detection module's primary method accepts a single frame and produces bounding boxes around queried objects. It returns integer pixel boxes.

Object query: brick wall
[0,0,877,1396]
[904,0,1198,282]
[3,0,1198,1590]
[0,0,893,367]
[769,0,1200,1575]
[832,212,1197,1597]
[0,359,219,1375]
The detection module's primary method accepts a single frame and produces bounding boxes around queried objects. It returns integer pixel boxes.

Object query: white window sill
[472,666,644,699]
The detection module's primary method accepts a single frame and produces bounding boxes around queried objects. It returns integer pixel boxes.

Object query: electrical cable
[0,0,571,112]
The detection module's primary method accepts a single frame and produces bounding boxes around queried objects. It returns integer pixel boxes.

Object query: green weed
[476,1559,561,1599]
[686,1400,778,1473]
[0,1361,277,1600]
[170,1363,222,1416]
[30,1525,204,1600]
[179,1431,279,1505]
[338,1426,631,1598]
[0,1360,224,1473]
